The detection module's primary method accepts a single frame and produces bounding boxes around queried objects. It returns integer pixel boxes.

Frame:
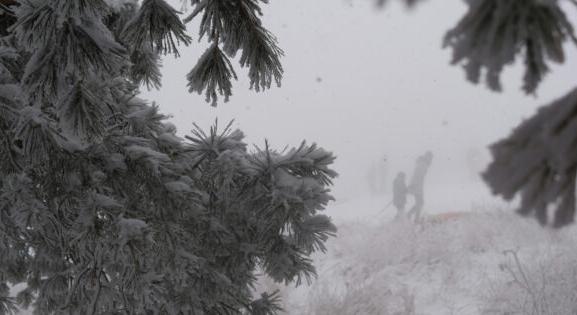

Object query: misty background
[144,0,577,217]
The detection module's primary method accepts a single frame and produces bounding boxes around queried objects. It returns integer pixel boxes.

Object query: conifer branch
[122,0,191,56]
[444,0,577,94]
[187,43,237,106]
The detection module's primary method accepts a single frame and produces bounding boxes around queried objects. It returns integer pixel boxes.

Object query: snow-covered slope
[257,202,577,315]
[12,196,577,314]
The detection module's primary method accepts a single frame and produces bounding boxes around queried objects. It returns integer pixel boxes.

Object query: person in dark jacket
[407,151,433,223]
[392,172,408,219]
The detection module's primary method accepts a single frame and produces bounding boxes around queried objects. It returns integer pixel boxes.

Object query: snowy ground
[256,194,577,315]
[11,193,577,314]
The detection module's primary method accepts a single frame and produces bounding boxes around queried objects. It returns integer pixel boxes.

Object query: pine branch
[484,87,577,227]
[262,238,317,286]
[444,0,577,94]
[248,291,284,315]
[237,24,284,92]
[11,1,58,50]
[0,295,18,315]
[187,43,237,106]
[290,214,337,254]
[129,47,162,90]
[186,0,284,101]
[122,0,191,56]
[18,4,126,101]
[52,0,109,19]
[13,107,66,160]
[58,80,110,142]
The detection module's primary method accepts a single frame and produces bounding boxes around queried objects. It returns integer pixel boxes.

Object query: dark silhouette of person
[392,172,408,219]
[407,151,433,222]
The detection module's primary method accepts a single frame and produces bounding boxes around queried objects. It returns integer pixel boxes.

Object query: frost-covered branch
[484,88,577,227]
[185,0,284,104]
[444,0,577,94]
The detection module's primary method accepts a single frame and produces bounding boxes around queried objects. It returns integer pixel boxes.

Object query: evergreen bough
[0,1,337,314]
[444,0,577,94]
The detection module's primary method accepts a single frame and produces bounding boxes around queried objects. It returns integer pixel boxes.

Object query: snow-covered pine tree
[0,1,336,314]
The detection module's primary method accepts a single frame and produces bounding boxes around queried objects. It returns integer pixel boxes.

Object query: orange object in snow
[425,211,470,224]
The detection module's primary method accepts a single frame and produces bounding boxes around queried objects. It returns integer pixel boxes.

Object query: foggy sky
[144,0,577,212]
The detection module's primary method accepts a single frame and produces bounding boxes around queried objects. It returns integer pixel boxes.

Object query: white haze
[144,0,577,216]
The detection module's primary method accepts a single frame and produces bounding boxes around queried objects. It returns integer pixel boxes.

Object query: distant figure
[407,151,433,223]
[392,172,408,219]
[367,155,388,196]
